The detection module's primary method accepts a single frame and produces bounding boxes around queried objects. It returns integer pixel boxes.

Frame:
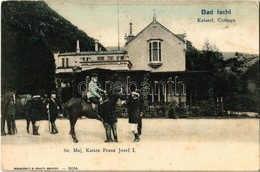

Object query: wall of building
[125,22,186,72]
[55,52,131,73]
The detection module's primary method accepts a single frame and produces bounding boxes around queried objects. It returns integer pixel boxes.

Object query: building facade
[55,16,193,112]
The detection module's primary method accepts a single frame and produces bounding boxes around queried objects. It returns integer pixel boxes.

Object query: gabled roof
[125,20,185,46]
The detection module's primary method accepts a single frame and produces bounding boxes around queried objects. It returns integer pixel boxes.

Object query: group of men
[1,90,60,136]
[4,73,142,142]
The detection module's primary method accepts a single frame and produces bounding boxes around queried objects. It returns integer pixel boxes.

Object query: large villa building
[54,16,205,112]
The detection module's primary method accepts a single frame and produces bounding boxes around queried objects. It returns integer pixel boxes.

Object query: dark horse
[29,95,60,135]
[15,94,59,135]
[14,94,33,133]
[64,88,126,143]
[1,91,16,135]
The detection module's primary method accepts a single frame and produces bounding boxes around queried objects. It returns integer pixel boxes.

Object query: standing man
[31,94,43,135]
[99,101,118,142]
[127,89,141,142]
[47,91,60,134]
[87,73,105,115]
[7,91,16,135]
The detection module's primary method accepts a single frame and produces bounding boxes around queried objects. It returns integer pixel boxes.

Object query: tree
[15,37,55,94]
[1,1,106,94]
[186,40,257,115]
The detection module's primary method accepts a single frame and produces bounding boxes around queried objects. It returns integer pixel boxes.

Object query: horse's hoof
[73,139,78,143]
[1,133,6,136]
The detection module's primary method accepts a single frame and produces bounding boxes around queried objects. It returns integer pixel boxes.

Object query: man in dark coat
[7,98,16,135]
[47,91,60,134]
[31,95,44,135]
[99,101,118,142]
[126,89,141,142]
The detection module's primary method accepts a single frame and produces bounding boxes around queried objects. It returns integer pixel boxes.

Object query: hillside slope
[1,1,105,93]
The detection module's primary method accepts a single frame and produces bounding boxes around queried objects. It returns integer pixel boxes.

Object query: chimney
[153,9,156,22]
[76,40,80,54]
[183,32,187,51]
[95,39,99,52]
[129,22,133,35]
[124,33,128,44]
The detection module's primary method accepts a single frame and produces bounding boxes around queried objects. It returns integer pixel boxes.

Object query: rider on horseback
[86,73,105,116]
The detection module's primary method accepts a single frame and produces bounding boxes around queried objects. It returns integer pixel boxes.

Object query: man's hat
[91,73,98,77]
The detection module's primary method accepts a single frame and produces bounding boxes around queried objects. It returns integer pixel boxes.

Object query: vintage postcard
[1,0,259,171]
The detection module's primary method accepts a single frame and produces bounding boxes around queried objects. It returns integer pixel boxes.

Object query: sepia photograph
[1,0,259,171]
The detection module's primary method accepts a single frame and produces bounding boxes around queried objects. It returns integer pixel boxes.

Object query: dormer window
[148,39,163,68]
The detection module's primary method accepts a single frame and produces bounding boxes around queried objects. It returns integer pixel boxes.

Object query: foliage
[165,101,178,118]
[186,39,259,115]
[1,1,106,94]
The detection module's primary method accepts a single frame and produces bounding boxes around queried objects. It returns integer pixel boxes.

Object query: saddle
[19,94,32,105]
[82,95,91,103]
[82,96,106,112]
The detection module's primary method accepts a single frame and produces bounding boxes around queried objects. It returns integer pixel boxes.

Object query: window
[66,58,69,67]
[107,56,114,61]
[62,58,69,67]
[97,57,104,61]
[80,57,85,61]
[117,56,125,60]
[62,58,65,67]
[149,40,162,62]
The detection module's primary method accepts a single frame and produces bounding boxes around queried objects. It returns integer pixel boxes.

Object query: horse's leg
[137,119,142,135]
[10,113,16,135]
[31,120,35,134]
[1,117,6,136]
[31,120,39,135]
[70,116,78,143]
[6,115,13,135]
[26,118,30,133]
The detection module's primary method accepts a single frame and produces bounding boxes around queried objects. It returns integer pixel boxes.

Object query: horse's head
[2,91,15,103]
[106,86,127,105]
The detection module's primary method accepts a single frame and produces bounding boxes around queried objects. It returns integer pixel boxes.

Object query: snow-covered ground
[1,118,259,171]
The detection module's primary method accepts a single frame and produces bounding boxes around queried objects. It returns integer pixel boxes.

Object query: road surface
[1,118,259,171]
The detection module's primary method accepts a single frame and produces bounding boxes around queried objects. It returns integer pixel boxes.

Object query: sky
[45,0,259,54]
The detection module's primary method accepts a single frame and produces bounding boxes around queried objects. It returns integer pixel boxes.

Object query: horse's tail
[62,101,69,119]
